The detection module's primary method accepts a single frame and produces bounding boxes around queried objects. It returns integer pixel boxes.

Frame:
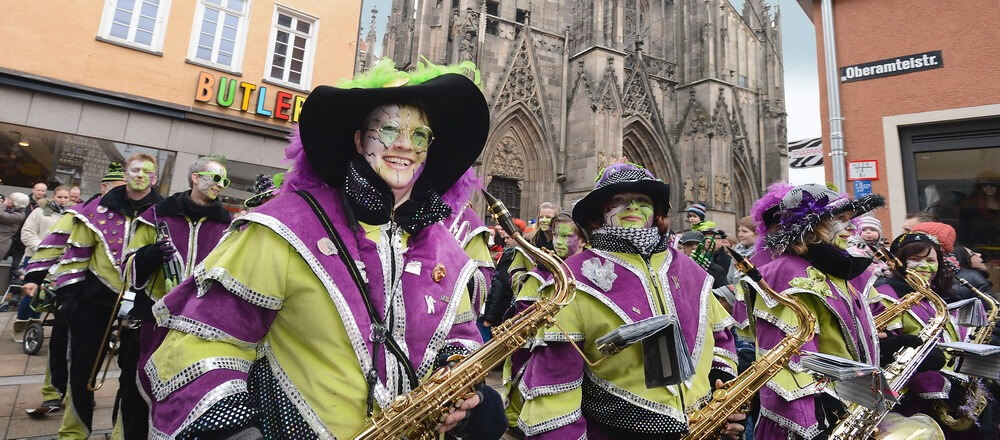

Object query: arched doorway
[481,105,557,220]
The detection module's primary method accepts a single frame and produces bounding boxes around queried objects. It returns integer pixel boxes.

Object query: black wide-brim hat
[571,164,670,229]
[298,74,489,194]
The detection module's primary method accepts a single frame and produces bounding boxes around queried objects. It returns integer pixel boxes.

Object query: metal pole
[821,0,846,191]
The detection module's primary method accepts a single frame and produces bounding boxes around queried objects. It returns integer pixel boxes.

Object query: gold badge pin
[432,263,446,283]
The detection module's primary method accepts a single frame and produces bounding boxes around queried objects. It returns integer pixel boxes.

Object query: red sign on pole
[847,160,879,181]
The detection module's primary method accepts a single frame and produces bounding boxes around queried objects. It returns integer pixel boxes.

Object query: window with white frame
[188,0,250,70]
[265,8,317,87]
[98,0,172,51]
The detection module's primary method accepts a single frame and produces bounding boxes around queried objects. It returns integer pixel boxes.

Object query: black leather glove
[140,239,177,264]
[879,334,923,367]
[452,382,507,440]
[917,346,946,373]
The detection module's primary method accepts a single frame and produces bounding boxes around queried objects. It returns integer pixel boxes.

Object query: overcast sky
[356,0,821,142]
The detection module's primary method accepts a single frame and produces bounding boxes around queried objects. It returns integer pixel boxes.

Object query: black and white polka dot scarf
[344,157,452,235]
[590,226,669,258]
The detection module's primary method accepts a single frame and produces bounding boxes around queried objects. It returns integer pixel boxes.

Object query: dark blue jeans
[16,293,40,320]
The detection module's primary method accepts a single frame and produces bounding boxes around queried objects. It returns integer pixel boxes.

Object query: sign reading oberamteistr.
[840,50,943,83]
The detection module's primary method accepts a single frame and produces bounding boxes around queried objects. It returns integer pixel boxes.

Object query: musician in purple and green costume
[144,59,506,439]
[873,232,993,439]
[23,154,162,439]
[516,162,742,440]
[115,155,233,439]
[744,184,892,439]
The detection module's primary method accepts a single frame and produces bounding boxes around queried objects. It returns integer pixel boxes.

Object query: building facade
[802,0,999,278]
[373,0,787,230]
[0,0,360,211]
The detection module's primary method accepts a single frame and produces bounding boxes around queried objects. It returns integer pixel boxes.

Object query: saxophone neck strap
[294,189,419,414]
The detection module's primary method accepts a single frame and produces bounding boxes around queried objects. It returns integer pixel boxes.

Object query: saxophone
[932,278,1000,430]
[691,235,716,270]
[874,290,925,330]
[352,191,576,440]
[684,247,816,440]
[830,243,950,440]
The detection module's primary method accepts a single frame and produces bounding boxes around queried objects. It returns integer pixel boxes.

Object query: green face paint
[613,199,654,229]
[907,261,938,282]
[126,160,156,191]
[552,222,581,258]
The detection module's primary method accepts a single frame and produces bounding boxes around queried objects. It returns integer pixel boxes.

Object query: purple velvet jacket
[145,186,484,438]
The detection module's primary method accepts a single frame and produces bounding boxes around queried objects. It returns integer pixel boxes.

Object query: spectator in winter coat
[0,192,29,260]
[21,186,74,259]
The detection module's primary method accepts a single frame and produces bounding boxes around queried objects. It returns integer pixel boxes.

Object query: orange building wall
[810,0,1000,227]
[0,0,360,127]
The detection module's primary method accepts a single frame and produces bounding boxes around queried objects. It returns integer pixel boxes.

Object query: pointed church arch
[731,150,757,218]
[622,119,683,213]
[480,104,558,219]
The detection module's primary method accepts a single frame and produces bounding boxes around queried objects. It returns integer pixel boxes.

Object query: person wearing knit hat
[98,162,127,200]
[911,221,956,253]
[685,202,718,232]
[518,161,743,439]
[857,215,883,244]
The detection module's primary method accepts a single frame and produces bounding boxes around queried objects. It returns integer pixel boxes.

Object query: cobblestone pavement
[0,308,118,439]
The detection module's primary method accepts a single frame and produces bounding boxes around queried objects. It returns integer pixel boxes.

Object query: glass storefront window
[906,121,1000,283]
[216,159,284,214]
[0,122,175,200]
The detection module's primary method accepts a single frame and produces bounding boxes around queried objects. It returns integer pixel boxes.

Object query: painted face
[355,104,431,192]
[194,162,228,200]
[605,193,655,229]
[824,213,855,250]
[552,222,582,258]
[736,225,756,247]
[906,247,939,282]
[125,160,157,192]
[537,208,556,231]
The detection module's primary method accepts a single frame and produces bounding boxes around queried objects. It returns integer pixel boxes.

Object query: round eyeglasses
[367,120,434,152]
[195,172,231,188]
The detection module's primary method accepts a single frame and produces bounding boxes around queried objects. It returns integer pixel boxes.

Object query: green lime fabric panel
[197,224,290,303]
[150,332,257,383]
[464,233,494,266]
[707,294,739,371]
[509,249,535,273]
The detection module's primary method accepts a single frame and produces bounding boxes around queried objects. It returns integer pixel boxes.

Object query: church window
[487,177,522,220]
[516,8,528,24]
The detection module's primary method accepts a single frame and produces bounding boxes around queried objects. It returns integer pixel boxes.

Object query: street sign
[840,50,943,83]
[848,160,879,181]
[853,180,873,198]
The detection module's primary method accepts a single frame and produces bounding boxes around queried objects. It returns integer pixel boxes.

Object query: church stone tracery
[373,0,786,231]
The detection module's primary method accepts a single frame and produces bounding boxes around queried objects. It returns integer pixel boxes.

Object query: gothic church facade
[374,0,787,229]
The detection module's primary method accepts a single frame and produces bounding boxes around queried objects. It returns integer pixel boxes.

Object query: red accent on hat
[912,222,955,253]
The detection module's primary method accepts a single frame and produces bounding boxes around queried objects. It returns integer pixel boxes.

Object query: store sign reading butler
[194,72,306,122]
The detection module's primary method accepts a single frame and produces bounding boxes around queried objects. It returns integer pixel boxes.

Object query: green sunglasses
[367,120,434,151]
[195,171,231,188]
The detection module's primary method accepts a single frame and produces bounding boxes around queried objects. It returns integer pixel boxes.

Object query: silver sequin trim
[713,315,737,332]
[415,260,478,380]
[713,346,738,364]
[152,301,258,351]
[454,310,476,324]
[194,265,283,310]
[917,379,951,400]
[520,377,584,400]
[714,364,737,378]
[584,369,686,421]
[758,405,822,439]
[239,212,379,407]
[443,337,482,352]
[540,331,585,343]
[158,379,248,439]
[518,408,582,436]
[261,343,336,439]
[144,356,253,401]
[765,379,822,401]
